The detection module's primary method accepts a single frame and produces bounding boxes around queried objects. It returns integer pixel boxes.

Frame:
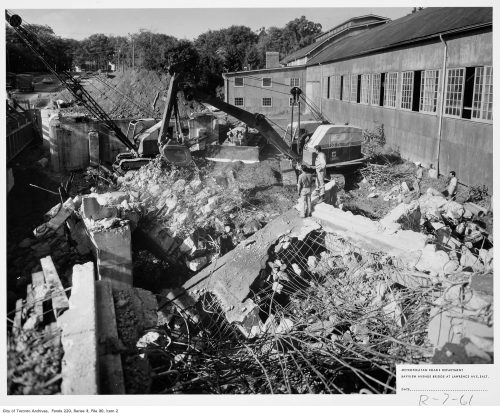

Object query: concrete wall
[48,115,158,172]
[309,30,492,188]
[224,67,307,117]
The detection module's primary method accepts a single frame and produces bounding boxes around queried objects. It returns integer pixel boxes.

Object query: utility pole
[129,33,135,70]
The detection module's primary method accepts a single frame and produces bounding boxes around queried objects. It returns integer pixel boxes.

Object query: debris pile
[127,231,441,394]
[7,256,74,395]
[9,198,92,305]
[416,191,493,277]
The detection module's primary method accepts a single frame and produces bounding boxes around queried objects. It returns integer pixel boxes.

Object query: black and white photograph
[1,0,497,407]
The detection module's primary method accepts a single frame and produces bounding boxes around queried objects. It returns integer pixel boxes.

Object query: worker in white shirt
[443,171,458,200]
[314,145,327,202]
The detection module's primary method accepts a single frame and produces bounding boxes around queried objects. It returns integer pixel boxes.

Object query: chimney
[265,52,280,69]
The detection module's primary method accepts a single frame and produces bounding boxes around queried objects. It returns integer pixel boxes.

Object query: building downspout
[319,62,323,114]
[436,34,447,174]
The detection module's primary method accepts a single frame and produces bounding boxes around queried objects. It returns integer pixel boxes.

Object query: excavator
[114,63,299,170]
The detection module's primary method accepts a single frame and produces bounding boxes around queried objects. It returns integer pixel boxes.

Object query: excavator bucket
[205,144,260,164]
[160,142,193,167]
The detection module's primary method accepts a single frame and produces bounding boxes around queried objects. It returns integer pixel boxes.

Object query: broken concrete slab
[82,197,119,221]
[380,200,421,231]
[58,262,98,395]
[89,221,132,290]
[312,202,426,257]
[183,209,320,331]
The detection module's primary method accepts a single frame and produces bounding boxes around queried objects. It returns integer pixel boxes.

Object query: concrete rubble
[7,134,494,396]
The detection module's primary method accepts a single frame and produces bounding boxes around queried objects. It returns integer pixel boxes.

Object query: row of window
[325,66,492,121]
[233,97,299,108]
[234,76,300,88]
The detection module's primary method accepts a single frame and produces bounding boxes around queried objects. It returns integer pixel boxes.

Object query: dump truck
[301,124,365,168]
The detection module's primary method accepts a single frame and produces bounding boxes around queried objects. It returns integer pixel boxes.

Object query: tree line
[6,16,322,93]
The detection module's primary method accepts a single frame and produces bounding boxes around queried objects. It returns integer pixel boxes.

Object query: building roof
[307,7,492,66]
[313,14,390,41]
[281,14,390,65]
[280,41,324,65]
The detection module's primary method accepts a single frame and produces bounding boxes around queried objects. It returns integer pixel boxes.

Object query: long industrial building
[223,7,493,188]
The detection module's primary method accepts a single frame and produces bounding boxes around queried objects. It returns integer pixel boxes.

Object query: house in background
[223,7,493,188]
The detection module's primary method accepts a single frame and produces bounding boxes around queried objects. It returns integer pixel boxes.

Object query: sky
[7,6,413,41]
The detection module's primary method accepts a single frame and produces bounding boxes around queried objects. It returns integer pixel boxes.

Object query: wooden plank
[40,256,70,318]
[32,271,47,326]
[13,299,23,337]
[24,284,34,316]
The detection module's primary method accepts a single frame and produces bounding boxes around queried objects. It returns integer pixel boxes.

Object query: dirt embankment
[54,69,205,120]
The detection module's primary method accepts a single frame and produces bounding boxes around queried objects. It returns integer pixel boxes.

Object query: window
[400,71,414,110]
[331,75,341,100]
[234,97,244,107]
[371,74,381,106]
[326,76,331,99]
[342,75,350,101]
[290,78,300,87]
[444,68,465,117]
[262,77,272,87]
[262,97,272,107]
[234,77,244,87]
[360,74,371,105]
[384,72,398,108]
[420,70,439,113]
[472,66,492,121]
[350,75,358,103]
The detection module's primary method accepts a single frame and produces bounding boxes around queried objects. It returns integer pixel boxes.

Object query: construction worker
[297,164,314,218]
[314,145,327,202]
[414,161,423,195]
[443,171,458,200]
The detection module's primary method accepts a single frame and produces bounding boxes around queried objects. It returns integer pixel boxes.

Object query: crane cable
[90,74,159,118]
[5,10,135,151]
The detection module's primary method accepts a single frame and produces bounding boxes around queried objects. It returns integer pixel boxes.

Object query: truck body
[301,124,365,168]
